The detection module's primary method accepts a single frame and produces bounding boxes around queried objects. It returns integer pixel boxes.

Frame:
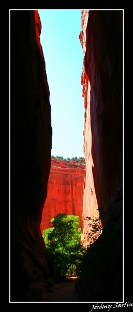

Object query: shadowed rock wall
[80,9,123,237]
[11,10,52,302]
[76,9,123,302]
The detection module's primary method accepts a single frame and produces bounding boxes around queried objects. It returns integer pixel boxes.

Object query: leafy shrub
[51,155,85,164]
[42,213,83,281]
[46,277,55,287]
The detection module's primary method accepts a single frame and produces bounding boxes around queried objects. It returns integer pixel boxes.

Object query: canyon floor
[42,279,80,302]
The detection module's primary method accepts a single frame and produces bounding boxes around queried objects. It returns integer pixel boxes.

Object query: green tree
[42,213,82,281]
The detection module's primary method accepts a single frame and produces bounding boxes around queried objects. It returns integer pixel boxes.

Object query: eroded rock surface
[40,158,85,231]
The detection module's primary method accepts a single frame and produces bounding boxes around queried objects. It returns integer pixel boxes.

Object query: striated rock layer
[76,10,123,302]
[40,158,85,231]
[11,10,52,302]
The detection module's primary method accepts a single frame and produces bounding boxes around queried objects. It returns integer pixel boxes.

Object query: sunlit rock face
[40,158,85,231]
[80,10,123,240]
[76,10,123,302]
[11,10,52,302]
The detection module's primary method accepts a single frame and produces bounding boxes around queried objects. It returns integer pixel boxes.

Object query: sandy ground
[42,279,80,303]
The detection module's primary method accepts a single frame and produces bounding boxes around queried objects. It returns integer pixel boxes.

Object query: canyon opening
[10,9,123,303]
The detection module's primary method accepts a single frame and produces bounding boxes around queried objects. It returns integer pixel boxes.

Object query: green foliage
[46,277,55,287]
[42,213,83,281]
[55,155,64,160]
[51,155,85,164]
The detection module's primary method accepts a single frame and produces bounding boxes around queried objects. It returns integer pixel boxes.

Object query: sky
[38,9,85,159]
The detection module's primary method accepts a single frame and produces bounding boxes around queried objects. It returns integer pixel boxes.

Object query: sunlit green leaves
[42,213,83,281]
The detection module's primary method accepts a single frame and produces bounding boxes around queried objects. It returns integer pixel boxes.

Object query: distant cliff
[40,157,85,231]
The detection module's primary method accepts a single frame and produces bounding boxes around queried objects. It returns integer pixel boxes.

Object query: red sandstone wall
[76,10,123,301]
[80,10,123,242]
[11,10,52,301]
[40,159,85,231]
[80,10,100,242]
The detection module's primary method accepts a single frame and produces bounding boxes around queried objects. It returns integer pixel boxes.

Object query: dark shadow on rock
[75,186,123,302]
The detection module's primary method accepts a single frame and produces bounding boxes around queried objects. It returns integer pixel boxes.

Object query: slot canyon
[10,9,123,302]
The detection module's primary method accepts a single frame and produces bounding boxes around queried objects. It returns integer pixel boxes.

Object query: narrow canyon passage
[42,280,80,302]
[10,9,123,302]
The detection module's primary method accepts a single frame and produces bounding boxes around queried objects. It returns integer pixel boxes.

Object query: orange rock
[40,159,85,231]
